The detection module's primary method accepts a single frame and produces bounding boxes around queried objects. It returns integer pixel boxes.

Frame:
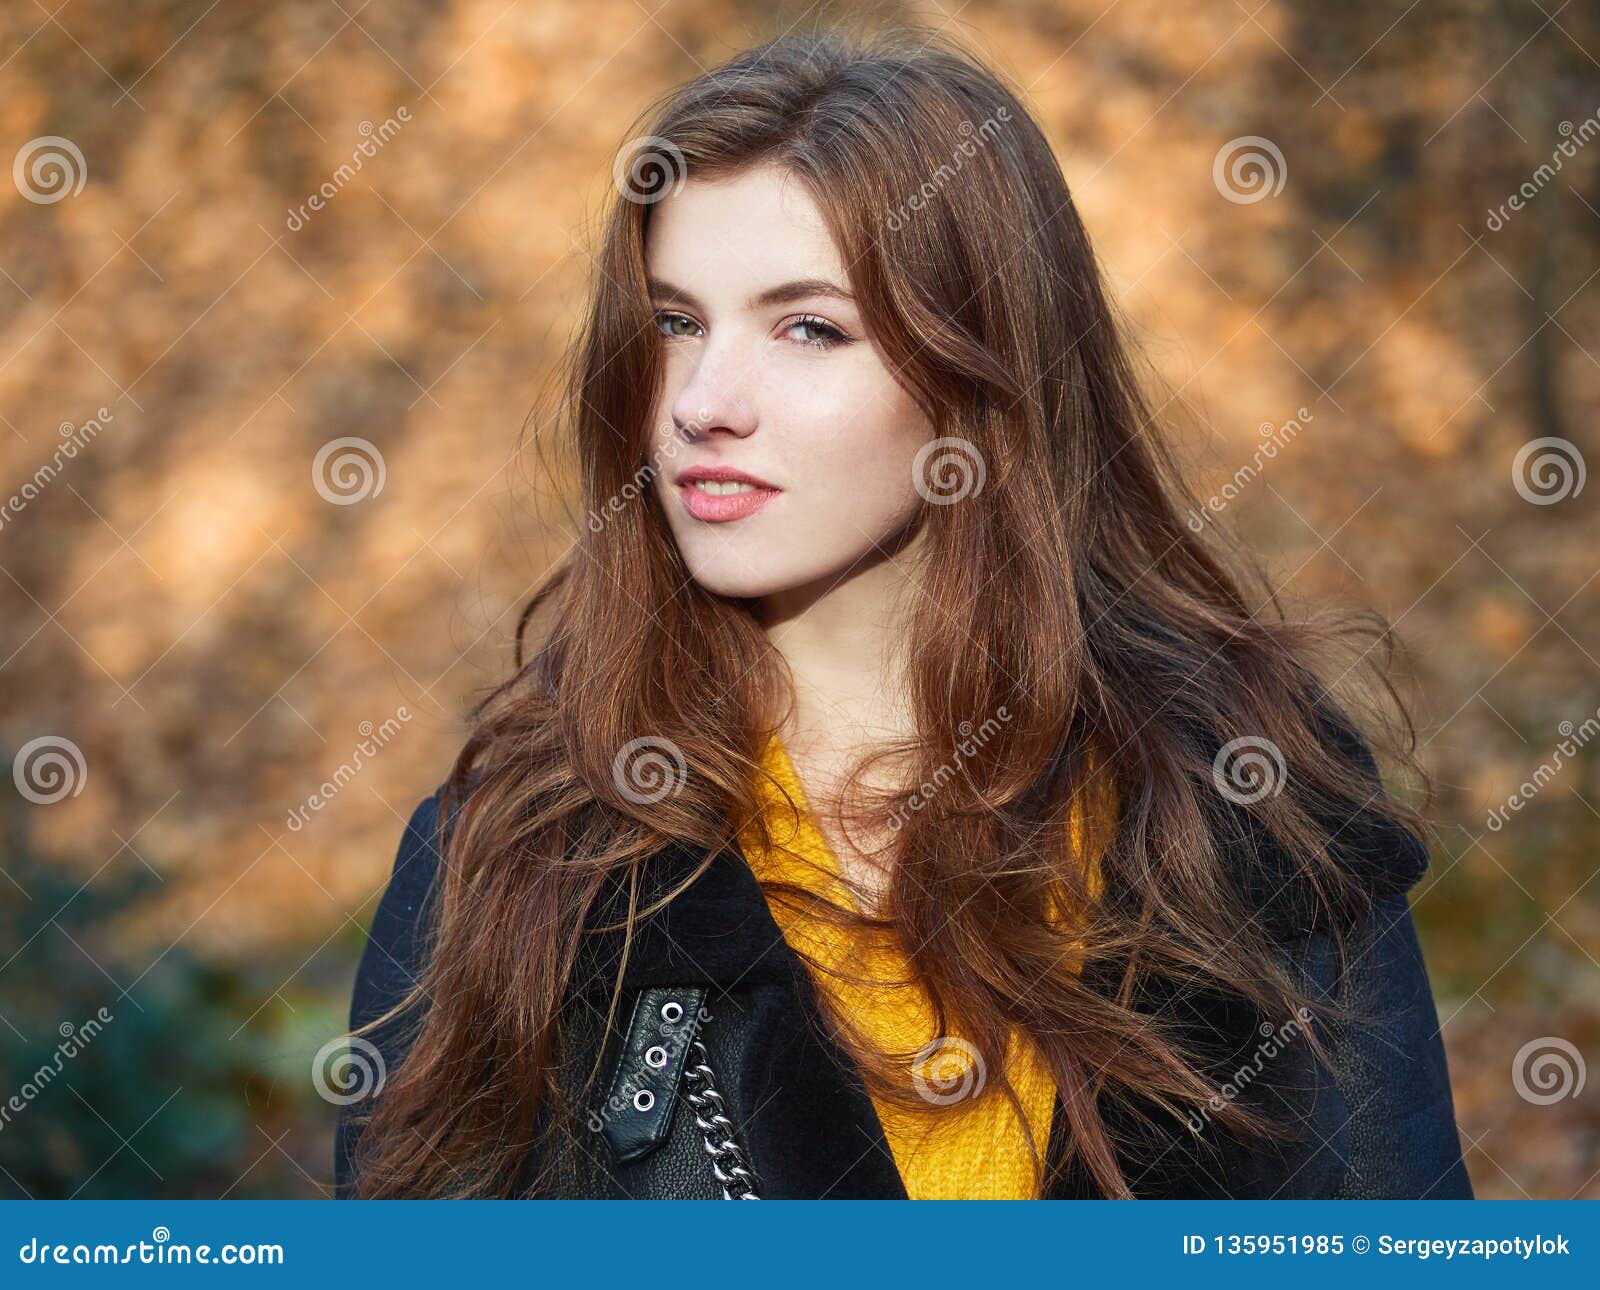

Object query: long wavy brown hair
[346,24,1433,1199]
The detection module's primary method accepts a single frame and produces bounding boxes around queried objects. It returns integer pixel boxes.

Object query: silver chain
[682,1035,762,1199]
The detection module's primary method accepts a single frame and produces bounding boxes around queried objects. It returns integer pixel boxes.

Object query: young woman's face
[644,163,933,601]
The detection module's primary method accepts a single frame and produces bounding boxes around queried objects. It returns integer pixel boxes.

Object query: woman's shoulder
[382,788,446,905]
[1195,692,1431,943]
[1301,696,1431,901]
[348,785,450,1032]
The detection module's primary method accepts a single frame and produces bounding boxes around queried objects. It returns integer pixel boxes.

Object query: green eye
[656,312,701,338]
[787,315,849,349]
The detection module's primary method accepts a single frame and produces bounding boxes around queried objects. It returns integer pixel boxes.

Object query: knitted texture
[737,736,1108,1199]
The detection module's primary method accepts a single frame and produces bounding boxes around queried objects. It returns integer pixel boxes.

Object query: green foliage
[0,788,344,1199]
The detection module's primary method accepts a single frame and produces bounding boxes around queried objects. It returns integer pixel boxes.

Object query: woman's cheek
[803,439,923,546]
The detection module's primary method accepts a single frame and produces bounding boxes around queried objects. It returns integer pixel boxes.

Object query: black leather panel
[598,986,706,1164]
[536,986,751,1198]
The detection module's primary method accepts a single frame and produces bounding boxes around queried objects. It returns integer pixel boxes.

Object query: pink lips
[675,465,780,524]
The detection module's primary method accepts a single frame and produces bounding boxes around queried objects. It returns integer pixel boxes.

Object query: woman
[334,27,1473,1200]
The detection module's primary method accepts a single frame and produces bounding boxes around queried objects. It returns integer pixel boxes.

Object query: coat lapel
[573,838,909,1198]
[572,835,1343,1201]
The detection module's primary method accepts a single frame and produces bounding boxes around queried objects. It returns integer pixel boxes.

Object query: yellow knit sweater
[737,735,1109,1200]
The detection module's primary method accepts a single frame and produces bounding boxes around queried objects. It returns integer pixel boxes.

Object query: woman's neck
[755,539,923,798]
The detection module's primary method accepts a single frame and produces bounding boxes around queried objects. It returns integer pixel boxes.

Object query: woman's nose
[672,346,758,442]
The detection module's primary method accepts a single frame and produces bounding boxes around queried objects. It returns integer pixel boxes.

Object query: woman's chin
[681,560,790,601]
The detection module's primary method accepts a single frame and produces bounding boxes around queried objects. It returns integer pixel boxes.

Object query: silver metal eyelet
[644,1044,669,1069]
[660,1000,684,1024]
[633,1088,655,1113]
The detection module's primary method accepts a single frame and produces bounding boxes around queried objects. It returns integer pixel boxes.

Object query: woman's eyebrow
[646,276,855,312]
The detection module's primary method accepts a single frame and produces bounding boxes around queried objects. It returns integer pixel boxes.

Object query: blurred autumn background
[1,0,1597,1199]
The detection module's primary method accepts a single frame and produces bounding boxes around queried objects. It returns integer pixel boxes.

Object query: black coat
[335,722,1474,1200]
